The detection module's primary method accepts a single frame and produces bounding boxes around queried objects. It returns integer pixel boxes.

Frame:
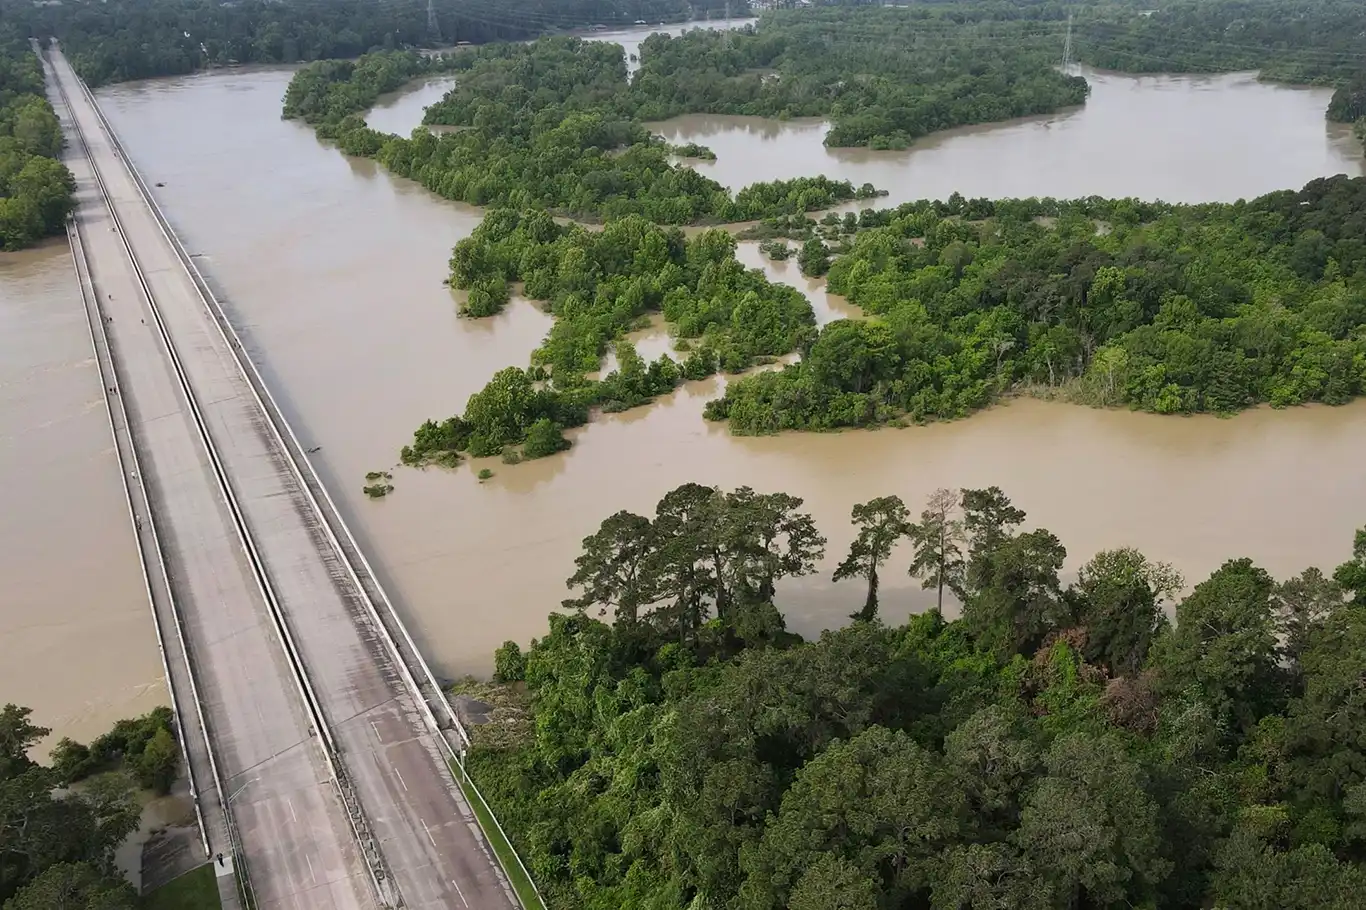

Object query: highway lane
[49,47,520,910]
[50,47,374,910]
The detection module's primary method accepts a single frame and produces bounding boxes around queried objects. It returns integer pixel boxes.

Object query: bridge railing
[75,52,546,910]
[50,47,255,910]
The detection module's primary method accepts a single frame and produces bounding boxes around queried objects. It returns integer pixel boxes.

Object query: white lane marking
[451,878,470,908]
[393,766,408,792]
[286,797,297,824]
[305,852,316,883]
[421,817,437,848]
[370,720,383,743]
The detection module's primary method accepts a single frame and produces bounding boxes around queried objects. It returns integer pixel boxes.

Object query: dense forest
[10,0,1366,90]
[284,39,880,223]
[0,706,179,908]
[0,0,745,87]
[409,175,1366,451]
[708,175,1366,433]
[462,482,1366,910]
[421,7,1090,151]
[1075,0,1366,83]
[0,39,74,250]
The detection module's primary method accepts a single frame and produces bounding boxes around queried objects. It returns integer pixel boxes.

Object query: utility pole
[427,0,441,44]
[1061,12,1073,73]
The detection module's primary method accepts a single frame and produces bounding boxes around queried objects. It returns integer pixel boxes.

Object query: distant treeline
[282,42,881,224]
[1076,0,1366,84]
[10,0,1366,90]
[0,0,748,87]
[0,38,74,250]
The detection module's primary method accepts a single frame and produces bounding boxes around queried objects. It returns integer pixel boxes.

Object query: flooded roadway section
[43,49,1366,678]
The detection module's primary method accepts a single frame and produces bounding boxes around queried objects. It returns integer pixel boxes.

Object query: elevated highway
[46,43,520,910]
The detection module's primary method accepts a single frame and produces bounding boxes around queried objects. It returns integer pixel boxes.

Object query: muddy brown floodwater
[0,243,164,746]
[6,38,1364,707]
[651,67,1364,203]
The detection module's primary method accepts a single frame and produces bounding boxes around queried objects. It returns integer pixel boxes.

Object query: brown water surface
[652,68,1363,204]
[0,243,162,743]
[36,56,1366,680]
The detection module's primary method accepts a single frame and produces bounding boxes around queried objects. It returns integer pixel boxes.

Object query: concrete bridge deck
[47,43,518,910]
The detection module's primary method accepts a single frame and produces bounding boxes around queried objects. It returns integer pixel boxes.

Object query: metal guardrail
[47,50,255,910]
[86,57,550,910]
[67,51,549,909]
[64,214,209,856]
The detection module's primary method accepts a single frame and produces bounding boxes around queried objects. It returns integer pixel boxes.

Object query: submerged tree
[564,484,823,646]
[963,529,1068,658]
[1150,558,1283,736]
[833,495,912,622]
[906,488,966,614]
[1073,548,1181,677]
[564,510,657,628]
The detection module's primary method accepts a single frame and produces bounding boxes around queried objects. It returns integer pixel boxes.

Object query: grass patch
[449,759,545,910]
[141,863,220,910]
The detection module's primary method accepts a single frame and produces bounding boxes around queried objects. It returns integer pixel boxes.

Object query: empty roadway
[48,45,518,910]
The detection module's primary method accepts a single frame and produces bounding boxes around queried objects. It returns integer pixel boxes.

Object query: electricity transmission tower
[1061,12,1073,73]
[427,0,441,43]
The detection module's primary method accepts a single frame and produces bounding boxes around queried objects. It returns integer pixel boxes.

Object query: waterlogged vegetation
[1328,76,1366,154]
[402,210,815,465]
[0,704,179,907]
[622,6,1089,150]
[284,38,881,224]
[707,176,1366,434]
[459,482,1366,910]
[363,470,394,498]
[0,39,75,250]
[668,141,716,161]
[410,173,1366,457]
[275,2,1366,463]
[49,706,181,796]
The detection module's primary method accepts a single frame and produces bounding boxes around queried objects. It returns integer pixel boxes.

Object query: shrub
[493,641,526,683]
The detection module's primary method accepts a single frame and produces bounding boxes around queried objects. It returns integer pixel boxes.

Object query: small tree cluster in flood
[404,210,820,466]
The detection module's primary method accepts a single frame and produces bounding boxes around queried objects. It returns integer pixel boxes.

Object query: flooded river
[0,244,163,745]
[4,33,1365,709]
[652,67,1364,204]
